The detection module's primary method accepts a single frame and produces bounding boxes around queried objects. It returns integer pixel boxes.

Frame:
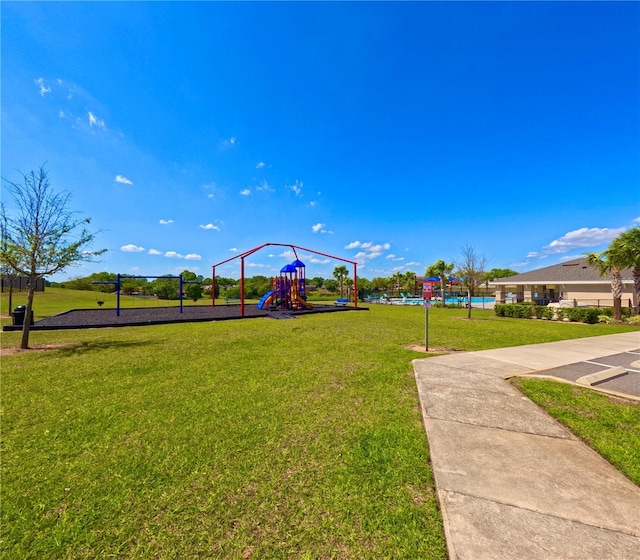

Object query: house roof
[490,258,634,285]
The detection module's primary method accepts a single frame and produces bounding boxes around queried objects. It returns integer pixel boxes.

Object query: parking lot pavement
[522,349,640,398]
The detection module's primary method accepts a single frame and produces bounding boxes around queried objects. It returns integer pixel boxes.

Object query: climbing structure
[257,259,311,310]
[211,242,358,317]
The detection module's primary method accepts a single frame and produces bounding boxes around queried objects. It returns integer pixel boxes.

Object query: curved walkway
[413,332,640,559]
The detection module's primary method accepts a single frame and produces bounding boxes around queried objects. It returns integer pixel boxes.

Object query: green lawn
[511,379,640,486]
[2,290,639,558]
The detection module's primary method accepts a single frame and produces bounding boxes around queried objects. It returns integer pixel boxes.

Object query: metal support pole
[240,257,245,317]
[425,307,429,352]
[116,274,121,317]
[179,275,183,314]
[212,266,216,308]
[353,263,358,308]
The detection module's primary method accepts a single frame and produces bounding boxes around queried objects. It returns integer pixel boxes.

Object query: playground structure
[256,259,313,311]
[212,243,358,317]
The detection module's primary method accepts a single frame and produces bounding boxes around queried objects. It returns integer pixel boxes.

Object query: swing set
[92,274,201,317]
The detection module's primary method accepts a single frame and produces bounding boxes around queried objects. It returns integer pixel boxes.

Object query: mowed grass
[2,290,639,558]
[511,379,640,486]
[3,287,221,321]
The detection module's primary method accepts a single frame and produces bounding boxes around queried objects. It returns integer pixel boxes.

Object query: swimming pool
[396,296,495,305]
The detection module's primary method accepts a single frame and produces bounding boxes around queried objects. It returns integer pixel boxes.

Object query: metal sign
[422,279,434,302]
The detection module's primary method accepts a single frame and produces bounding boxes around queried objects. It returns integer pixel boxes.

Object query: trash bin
[11,305,34,326]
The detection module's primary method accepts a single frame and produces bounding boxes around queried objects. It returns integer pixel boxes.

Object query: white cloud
[256,180,273,192]
[312,223,326,233]
[288,180,303,196]
[203,182,219,199]
[221,136,237,149]
[308,201,317,207]
[115,175,133,185]
[542,227,627,255]
[165,251,183,258]
[386,254,404,261]
[148,249,162,255]
[307,256,330,264]
[348,240,392,264]
[185,253,202,260]
[248,262,266,268]
[633,217,640,223]
[121,244,145,252]
[256,161,265,169]
[88,111,105,128]
[510,261,530,269]
[240,189,251,196]
[405,261,421,267]
[159,219,173,225]
[277,250,296,259]
[230,247,239,252]
[199,223,220,231]
[35,78,51,96]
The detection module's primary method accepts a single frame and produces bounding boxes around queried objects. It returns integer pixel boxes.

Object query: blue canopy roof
[280,264,296,273]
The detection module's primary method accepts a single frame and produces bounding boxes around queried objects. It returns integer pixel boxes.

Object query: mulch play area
[3,304,367,331]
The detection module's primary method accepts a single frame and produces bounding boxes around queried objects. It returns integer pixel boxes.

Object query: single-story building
[489,258,636,309]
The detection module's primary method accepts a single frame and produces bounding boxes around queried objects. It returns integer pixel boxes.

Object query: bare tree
[1,166,105,348]
[455,244,487,319]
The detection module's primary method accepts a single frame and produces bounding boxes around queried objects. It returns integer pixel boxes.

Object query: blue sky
[2,1,638,281]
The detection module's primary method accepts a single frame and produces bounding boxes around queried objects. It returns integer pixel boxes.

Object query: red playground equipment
[257,259,311,311]
[211,242,358,317]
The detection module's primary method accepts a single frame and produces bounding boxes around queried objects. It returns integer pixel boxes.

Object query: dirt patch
[405,344,463,354]
[0,343,75,356]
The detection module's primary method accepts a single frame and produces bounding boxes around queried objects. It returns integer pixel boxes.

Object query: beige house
[490,258,636,309]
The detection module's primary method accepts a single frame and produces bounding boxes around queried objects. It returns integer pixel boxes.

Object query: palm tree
[608,227,640,314]
[425,259,454,306]
[586,251,623,322]
[333,265,349,298]
[344,277,354,299]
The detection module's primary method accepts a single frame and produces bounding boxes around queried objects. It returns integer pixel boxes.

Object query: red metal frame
[211,242,358,316]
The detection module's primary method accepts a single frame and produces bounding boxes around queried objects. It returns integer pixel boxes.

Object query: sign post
[422,280,434,351]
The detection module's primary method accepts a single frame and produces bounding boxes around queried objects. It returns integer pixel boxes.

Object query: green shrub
[534,305,553,320]
[599,307,632,319]
[626,315,640,325]
[558,307,601,324]
[582,308,600,324]
[494,304,532,319]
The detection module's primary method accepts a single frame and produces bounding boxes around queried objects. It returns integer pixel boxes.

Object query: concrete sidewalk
[413,332,640,559]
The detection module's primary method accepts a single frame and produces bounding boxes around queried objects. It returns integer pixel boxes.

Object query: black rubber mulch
[3,304,366,331]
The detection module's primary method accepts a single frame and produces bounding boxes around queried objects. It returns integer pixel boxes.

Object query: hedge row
[494,303,606,324]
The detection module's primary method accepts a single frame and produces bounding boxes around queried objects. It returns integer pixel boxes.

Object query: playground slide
[257,290,276,310]
[295,295,313,309]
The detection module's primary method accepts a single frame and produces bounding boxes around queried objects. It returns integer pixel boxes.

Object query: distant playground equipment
[257,259,313,311]
[92,273,201,317]
[211,242,358,317]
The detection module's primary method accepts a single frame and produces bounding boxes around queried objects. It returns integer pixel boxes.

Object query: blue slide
[257,290,276,310]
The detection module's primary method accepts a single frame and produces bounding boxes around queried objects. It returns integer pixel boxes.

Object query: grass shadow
[51,339,163,356]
